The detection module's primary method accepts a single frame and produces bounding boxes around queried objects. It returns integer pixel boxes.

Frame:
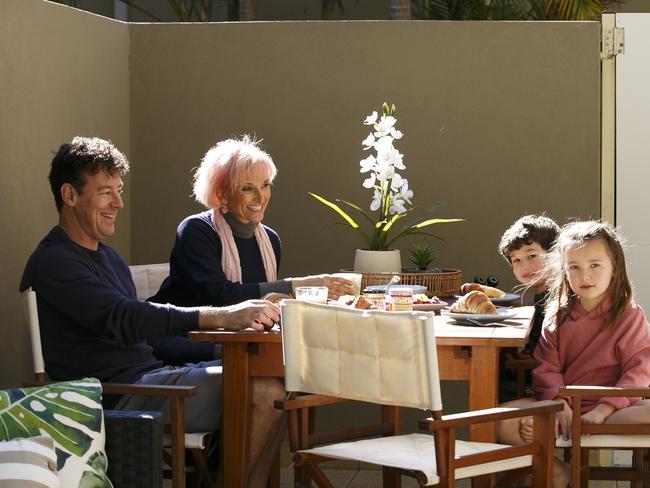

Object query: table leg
[222,343,251,488]
[468,345,499,488]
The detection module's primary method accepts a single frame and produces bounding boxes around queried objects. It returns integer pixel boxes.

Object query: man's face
[68,170,124,249]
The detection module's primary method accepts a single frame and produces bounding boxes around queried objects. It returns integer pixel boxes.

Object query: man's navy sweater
[20,226,198,384]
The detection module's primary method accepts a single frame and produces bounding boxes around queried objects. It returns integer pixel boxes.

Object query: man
[20,136,285,487]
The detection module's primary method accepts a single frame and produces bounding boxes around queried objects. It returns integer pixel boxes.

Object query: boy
[497,214,560,400]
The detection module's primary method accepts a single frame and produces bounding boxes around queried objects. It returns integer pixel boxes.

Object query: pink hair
[193,135,277,210]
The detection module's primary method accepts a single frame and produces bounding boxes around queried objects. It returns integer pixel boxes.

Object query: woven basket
[345,269,462,297]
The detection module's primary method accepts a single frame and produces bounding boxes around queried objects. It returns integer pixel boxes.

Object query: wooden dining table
[189,305,534,488]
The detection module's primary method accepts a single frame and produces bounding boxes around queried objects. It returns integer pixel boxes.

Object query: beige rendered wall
[128,20,600,432]
[129,20,600,286]
[0,0,129,388]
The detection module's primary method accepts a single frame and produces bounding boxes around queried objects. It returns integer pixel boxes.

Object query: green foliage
[409,242,436,270]
[412,0,622,20]
[310,192,463,250]
[0,380,102,463]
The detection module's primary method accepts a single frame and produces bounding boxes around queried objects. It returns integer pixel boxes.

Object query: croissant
[451,290,497,315]
[460,282,506,299]
[460,283,482,294]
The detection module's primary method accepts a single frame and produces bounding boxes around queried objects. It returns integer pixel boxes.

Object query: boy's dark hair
[498,214,560,263]
[49,136,130,212]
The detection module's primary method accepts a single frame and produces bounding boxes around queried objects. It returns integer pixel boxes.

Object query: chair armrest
[274,393,349,411]
[559,385,650,398]
[24,380,197,398]
[419,400,563,431]
[102,383,197,398]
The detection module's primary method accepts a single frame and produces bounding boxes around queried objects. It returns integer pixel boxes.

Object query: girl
[498,221,650,488]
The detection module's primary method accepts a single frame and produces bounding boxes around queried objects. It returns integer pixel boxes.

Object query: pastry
[451,290,497,315]
[354,294,376,310]
[477,285,505,299]
[460,282,505,299]
[460,283,482,294]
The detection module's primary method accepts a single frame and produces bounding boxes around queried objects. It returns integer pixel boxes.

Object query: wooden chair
[504,355,537,399]
[128,263,170,301]
[129,263,217,486]
[23,286,214,488]
[559,385,650,488]
[275,300,562,487]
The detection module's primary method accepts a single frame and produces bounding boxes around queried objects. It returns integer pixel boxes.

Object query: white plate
[490,292,521,306]
[413,300,448,312]
[441,307,518,324]
[455,292,520,305]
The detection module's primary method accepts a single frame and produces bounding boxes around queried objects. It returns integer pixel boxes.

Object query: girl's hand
[582,403,615,424]
[555,400,573,440]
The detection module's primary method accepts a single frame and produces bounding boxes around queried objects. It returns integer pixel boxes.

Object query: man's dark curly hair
[49,136,130,212]
[498,214,560,263]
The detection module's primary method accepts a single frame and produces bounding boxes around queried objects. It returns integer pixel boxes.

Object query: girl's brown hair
[545,221,632,330]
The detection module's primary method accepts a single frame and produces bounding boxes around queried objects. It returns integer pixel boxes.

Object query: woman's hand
[555,399,573,440]
[290,274,356,299]
[582,403,615,424]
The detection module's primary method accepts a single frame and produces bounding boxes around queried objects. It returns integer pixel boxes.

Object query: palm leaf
[0,380,102,461]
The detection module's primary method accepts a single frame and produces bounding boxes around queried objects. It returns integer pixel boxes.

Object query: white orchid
[364,111,378,125]
[373,115,397,138]
[359,155,375,173]
[361,133,375,150]
[309,102,463,250]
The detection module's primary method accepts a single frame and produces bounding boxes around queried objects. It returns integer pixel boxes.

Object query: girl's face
[509,242,547,291]
[223,168,272,224]
[564,238,614,312]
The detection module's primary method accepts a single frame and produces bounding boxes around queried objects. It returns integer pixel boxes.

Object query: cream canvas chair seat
[128,262,170,300]
[276,300,562,487]
[558,386,650,488]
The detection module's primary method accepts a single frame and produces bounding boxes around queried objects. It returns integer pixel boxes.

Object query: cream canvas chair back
[281,299,443,412]
[128,263,170,300]
[22,287,45,381]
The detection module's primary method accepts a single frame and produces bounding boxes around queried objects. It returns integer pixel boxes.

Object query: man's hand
[198,300,280,332]
[582,403,615,424]
[555,399,573,440]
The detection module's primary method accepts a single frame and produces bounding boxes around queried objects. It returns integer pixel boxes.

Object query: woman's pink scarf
[211,210,278,283]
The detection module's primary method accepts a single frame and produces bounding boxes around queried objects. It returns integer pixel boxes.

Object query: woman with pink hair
[151,135,353,310]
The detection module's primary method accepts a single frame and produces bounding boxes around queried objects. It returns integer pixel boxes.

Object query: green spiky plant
[408,242,436,271]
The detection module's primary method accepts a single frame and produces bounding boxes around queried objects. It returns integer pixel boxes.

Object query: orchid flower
[309,102,463,251]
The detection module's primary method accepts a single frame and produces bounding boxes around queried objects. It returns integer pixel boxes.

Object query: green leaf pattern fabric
[0,379,112,487]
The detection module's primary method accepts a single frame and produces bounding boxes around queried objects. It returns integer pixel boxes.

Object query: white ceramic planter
[353,249,401,273]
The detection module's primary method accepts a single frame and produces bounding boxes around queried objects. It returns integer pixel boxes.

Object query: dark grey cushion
[104,410,162,488]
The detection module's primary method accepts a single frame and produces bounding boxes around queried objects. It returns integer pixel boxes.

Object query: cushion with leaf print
[0,378,112,488]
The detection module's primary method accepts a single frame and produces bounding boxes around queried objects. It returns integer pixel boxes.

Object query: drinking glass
[295,286,328,304]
